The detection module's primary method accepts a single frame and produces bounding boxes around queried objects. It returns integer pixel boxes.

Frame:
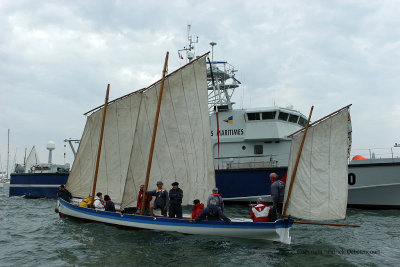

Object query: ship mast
[178,25,241,113]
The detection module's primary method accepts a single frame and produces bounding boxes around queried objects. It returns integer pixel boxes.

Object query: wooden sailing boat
[57,52,293,244]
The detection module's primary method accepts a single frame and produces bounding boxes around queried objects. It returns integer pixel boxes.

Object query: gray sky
[1,0,399,170]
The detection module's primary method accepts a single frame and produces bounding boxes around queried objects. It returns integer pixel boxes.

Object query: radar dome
[47,141,55,150]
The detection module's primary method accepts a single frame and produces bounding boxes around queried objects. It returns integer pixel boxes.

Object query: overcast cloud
[1,0,399,170]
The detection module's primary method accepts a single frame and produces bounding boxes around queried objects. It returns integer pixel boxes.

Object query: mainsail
[283,107,351,221]
[25,146,40,172]
[66,55,215,207]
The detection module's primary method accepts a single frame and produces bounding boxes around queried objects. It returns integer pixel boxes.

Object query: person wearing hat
[168,182,183,218]
[250,197,271,222]
[207,187,224,212]
[147,181,169,216]
[57,184,72,202]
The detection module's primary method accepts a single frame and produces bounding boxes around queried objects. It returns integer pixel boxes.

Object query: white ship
[179,27,400,209]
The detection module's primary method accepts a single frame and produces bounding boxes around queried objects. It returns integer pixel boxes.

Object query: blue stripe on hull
[9,173,69,197]
[215,169,287,198]
[60,198,293,229]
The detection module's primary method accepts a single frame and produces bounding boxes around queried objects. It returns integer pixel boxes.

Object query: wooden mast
[90,84,110,205]
[140,52,169,215]
[282,105,314,217]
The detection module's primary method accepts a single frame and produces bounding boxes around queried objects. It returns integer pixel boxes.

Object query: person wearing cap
[147,181,169,216]
[250,197,271,222]
[207,187,224,212]
[194,199,231,224]
[57,184,72,202]
[168,182,183,218]
[136,184,153,215]
[270,172,285,217]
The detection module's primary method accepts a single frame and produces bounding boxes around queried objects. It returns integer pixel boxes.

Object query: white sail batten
[25,146,40,172]
[121,57,215,208]
[283,108,351,221]
[67,55,215,206]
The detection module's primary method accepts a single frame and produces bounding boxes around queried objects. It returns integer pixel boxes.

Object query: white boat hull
[57,199,292,244]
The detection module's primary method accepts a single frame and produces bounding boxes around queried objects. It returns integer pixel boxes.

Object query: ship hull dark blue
[215,168,287,199]
[9,173,69,198]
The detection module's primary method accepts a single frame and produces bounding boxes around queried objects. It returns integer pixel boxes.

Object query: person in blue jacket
[147,181,169,216]
[194,199,231,224]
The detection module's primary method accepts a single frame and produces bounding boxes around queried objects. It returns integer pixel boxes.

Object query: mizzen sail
[283,107,351,220]
[66,55,215,206]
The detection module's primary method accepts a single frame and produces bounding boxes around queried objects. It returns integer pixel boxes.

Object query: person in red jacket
[250,197,271,222]
[192,199,204,219]
[137,185,153,215]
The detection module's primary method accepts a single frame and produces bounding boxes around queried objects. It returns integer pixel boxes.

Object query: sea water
[0,185,399,267]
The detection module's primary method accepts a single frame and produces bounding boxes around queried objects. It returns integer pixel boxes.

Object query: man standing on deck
[270,173,285,218]
[168,182,183,218]
[207,187,224,212]
[147,181,169,217]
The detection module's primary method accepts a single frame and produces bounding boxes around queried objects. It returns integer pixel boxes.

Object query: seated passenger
[250,197,271,222]
[57,185,72,202]
[194,199,231,224]
[104,195,118,212]
[79,196,92,208]
[192,199,204,219]
[93,192,105,210]
[207,187,224,212]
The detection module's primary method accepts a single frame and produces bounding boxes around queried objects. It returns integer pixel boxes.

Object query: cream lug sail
[283,108,351,221]
[66,55,215,207]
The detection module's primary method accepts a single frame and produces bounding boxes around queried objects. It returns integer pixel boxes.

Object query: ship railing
[350,147,400,162]
[214,154,281,169]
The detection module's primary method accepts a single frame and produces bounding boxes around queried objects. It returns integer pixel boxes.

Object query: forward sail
[283,107,351,220]
[66,55,215,207]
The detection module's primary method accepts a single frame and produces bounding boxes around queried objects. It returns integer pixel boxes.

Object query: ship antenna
[210,42,217,62]
[178,24,198,62]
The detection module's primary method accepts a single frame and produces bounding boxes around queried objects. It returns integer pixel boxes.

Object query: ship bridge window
[298,117,307,127]
[262,111,276,120]
[288,114,299,123]
[278,112,289,121]
[254,145,263,154]
[247,112,260,120]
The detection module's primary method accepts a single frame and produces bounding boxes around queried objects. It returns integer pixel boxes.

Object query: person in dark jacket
[147,181,169,216]
[207,187,224,212]
[194,199,231,224]
[270,172,285,217]
[168,182,183,218]
[57,185,72,202]
[192,199,204,219]
[104,195,116,212]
